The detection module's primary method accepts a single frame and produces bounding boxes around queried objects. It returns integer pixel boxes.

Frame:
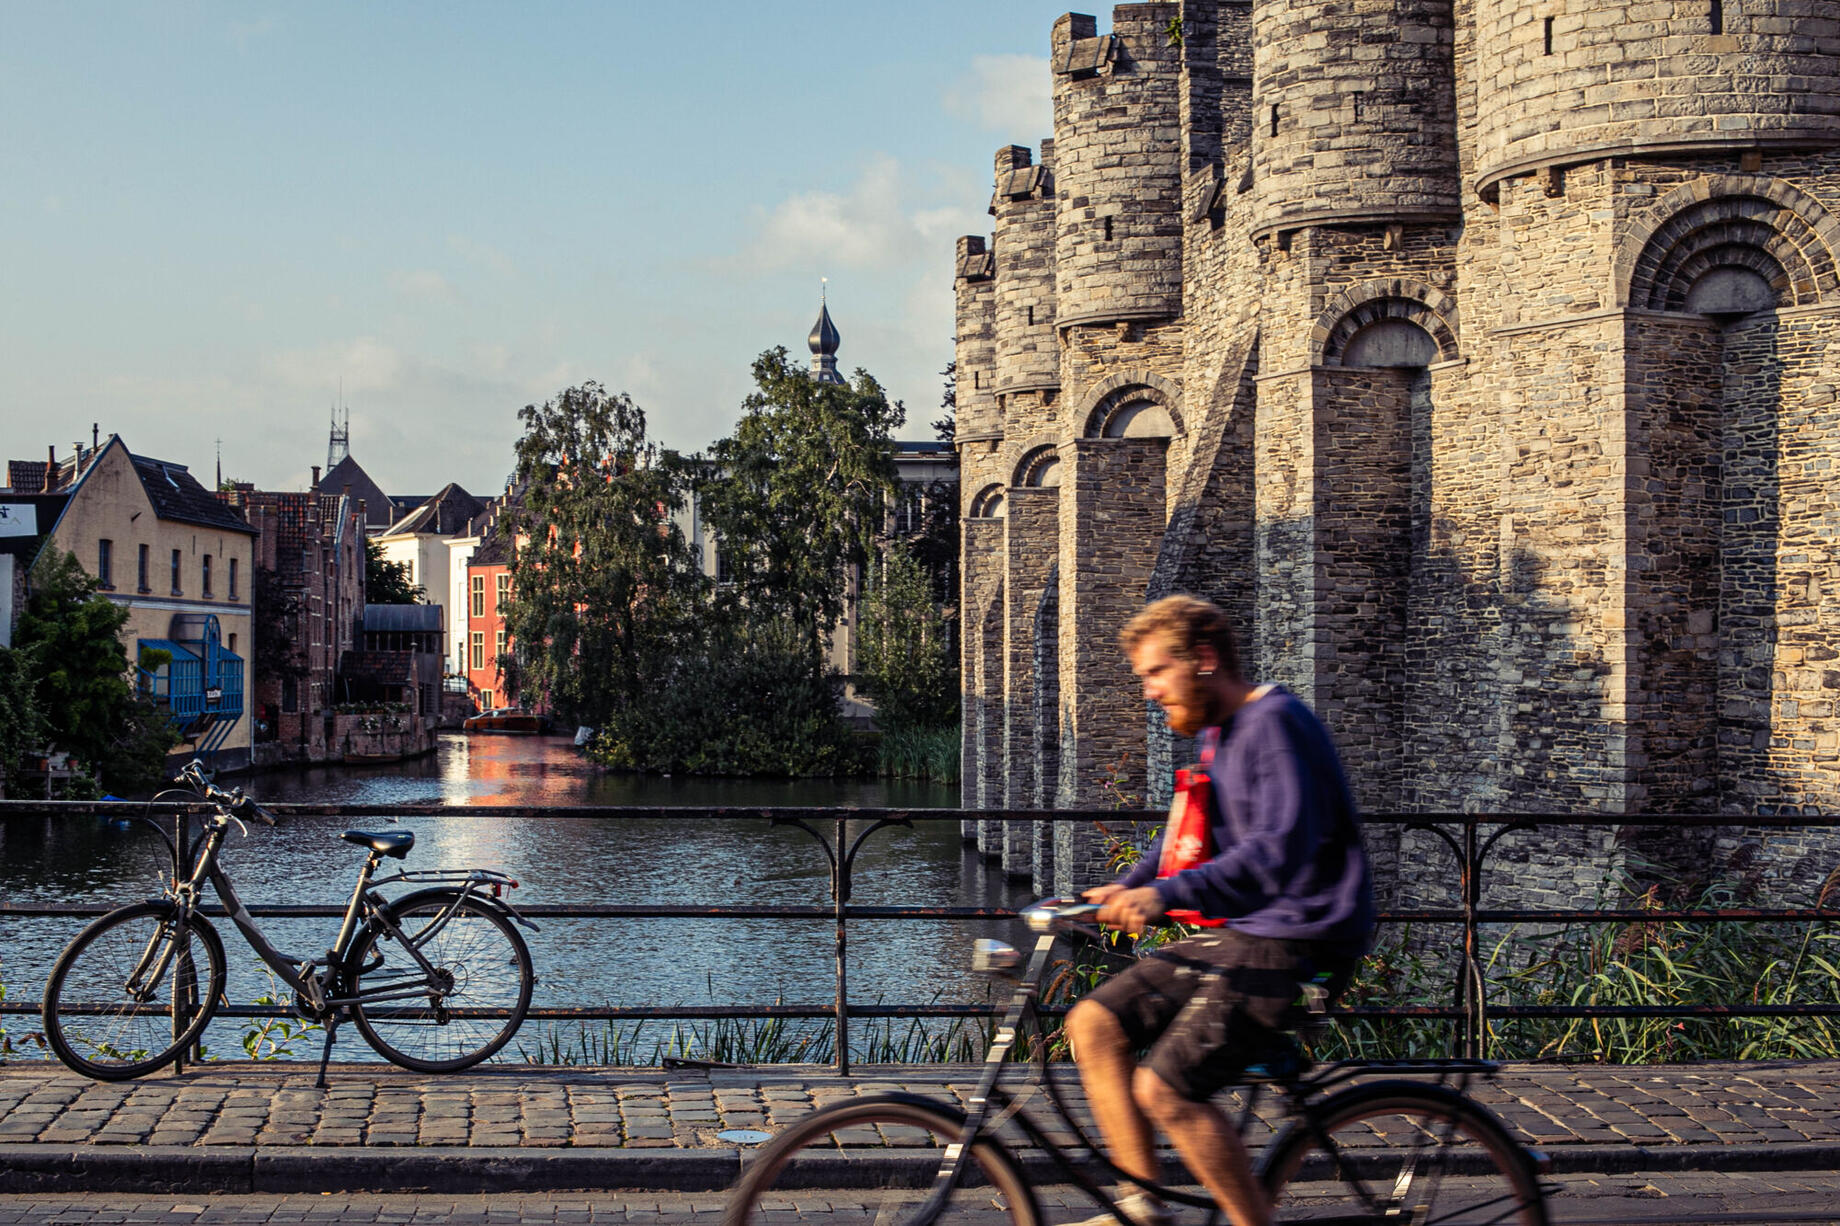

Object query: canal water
[0,734,1036,1065]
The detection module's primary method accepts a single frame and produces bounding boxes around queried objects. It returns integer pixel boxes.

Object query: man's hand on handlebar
[1087,884,1168,933]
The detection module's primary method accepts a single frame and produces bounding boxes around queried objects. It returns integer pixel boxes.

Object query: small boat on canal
[463,707,548,734]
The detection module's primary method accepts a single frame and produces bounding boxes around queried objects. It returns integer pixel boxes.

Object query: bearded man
[1064,594,1374,1226]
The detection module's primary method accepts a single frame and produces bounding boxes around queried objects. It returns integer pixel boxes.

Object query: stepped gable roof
[381,482,487,538]
[321,455,393,527]
[129,452,256,535]
[363,603,443,634]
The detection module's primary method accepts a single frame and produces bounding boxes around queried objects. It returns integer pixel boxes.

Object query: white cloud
[448,234,518,278]
[741,156,987,275]
[388,268,460,304]
[942,54,1052,139]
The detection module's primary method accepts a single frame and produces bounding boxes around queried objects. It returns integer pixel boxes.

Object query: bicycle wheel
[346,889,533,1072]
[42,902,226,1080]
[724,1094,1040,1226]
[1259,1081,1548,1225]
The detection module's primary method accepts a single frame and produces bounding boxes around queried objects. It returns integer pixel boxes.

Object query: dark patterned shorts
[1083,927,1358,1102]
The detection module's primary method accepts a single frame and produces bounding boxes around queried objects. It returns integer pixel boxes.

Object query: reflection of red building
[464,520,515,711]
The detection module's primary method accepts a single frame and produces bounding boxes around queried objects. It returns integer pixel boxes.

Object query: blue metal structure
[139,613,243,758]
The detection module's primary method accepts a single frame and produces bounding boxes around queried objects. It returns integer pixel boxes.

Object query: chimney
[44,445,55,492]
[91,423,99,451]
[311,465,321,491]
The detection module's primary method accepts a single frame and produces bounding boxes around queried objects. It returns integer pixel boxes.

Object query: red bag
[1156,752,1227,928]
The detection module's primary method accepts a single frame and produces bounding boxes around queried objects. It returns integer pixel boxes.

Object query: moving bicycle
[725,897,1549,1226]
[41,760,537,1085]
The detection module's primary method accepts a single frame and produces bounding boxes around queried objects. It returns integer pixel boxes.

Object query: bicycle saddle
[341,830,415,859]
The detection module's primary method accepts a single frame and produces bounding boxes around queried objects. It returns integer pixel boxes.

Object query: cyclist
[1065,595,1375,1226]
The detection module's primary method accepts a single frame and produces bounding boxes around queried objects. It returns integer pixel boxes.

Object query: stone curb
[7,1141,1840,1195]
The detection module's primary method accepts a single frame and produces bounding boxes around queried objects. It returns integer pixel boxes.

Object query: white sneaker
[1066,1191,1173,1226]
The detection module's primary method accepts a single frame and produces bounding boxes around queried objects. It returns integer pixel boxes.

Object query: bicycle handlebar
[175,759,277,825]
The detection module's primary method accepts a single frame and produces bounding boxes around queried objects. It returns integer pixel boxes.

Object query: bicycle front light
[972,939,1022,976]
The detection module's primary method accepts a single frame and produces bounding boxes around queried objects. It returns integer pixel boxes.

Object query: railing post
[834,813,850,1076]
[1461,818,1481,1060]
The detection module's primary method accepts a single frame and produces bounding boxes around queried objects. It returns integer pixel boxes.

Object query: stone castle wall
[956,1,1840,904]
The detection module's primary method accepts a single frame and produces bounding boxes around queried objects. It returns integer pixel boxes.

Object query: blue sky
[2,1,1075,497]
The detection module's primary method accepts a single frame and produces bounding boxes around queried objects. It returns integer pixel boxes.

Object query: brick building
[956,3,1840,896]
[218,483,364,764]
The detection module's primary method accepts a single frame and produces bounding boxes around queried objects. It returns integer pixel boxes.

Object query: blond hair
[1120,595,1243,679]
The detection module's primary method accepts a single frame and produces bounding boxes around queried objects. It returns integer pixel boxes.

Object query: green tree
[364,537,425,604]
[504,382,703,732]
[0,647,46,798]
[699,347,903,670]
[857,543,959,732]
[13,550,177,794]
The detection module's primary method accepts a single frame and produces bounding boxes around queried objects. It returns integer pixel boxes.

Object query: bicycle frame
[903,925,1523,1226]
[169,810,523,1019]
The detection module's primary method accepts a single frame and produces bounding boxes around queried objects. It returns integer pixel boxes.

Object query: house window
[470,632,484,671]
[171,549,183,595]
[97,539,113,588]
[202,554,213,597]
[229,558,238,601]
[495,628,507,661]
[479,689,494,711]
[470,575,485,619]
[228,633,237,654]
[496,572,511,607]
[138,544,150,592]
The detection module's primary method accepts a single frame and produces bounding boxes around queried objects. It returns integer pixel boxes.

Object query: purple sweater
[1119,687,1374,947]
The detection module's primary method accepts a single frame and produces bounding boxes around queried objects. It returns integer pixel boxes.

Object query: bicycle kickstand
[314,1015,341,1089]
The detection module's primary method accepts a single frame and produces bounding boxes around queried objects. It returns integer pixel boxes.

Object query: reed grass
[876,725,960,783]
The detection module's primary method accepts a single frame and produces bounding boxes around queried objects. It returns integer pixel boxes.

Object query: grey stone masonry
[1052,6,1184,329]
[1056,439,1167,889]
[992,144,1060,396]
[955,1,1840,906]
[1251,0,1461,240]
[1474,0,1840,202]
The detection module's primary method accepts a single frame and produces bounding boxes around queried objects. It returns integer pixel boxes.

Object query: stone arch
[1073,371,1185,439]
[1012,444,1063,488]
[1312,279,1460,367]
[1617,175,1840,311]
[968,483,1007,518]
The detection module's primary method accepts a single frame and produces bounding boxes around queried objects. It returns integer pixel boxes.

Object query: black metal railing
[2,800,1838,1072]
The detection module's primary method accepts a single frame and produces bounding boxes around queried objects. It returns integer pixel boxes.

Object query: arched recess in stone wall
[1012,444,1063,488]
[1619,173,1840,312]
[968,483,1007,518]
[1312,279,1460,367]
[1617,176,1840,313]
[1074,372,1185,439]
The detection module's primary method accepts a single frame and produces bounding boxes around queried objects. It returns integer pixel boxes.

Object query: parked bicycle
[41,760,537,1085]
[725,899,1550,1226]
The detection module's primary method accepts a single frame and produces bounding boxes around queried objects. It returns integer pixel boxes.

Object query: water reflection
[0,734,1033,1063]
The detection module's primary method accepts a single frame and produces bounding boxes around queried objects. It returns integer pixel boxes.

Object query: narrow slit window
[1026,306,1035,326]
[1710,0,1723,34]
[1103,216,1114,241]
[1269,104,1280,136]
[1543,16,1554,55]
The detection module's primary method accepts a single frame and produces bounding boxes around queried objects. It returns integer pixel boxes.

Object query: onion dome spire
[808,280,844,385]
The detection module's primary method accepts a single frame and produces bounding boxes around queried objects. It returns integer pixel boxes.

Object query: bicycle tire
[1259,1080,1548,1225]
[42,902,226,1081]
[345,889,533,1072]
[724,1093,1041,1226]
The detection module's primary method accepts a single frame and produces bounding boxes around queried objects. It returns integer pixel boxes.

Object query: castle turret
[1250,0,1460,241]
[991,142,1060,438]
[954,236,999,442]
[1474,0,1840,202]
[1051,7,1184,329]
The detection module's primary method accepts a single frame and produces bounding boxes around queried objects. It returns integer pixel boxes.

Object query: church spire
[807,280,844,385]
